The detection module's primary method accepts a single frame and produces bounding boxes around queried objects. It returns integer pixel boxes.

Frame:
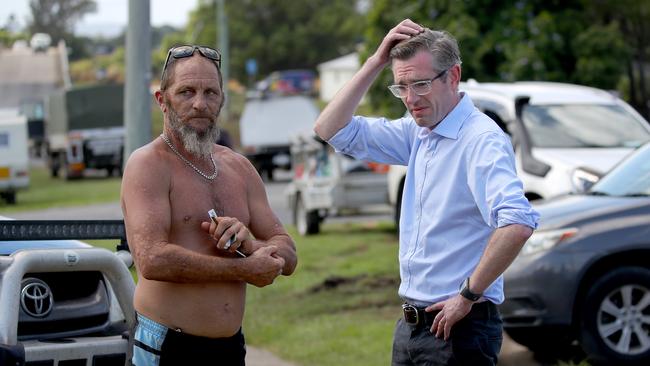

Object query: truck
[46,84,125,179]
[0,218,135,365]
[0,110,30,204]
[239,95,319,181]
[19,99,46,157]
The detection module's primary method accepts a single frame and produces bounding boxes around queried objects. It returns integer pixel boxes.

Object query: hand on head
[373,19,424,66]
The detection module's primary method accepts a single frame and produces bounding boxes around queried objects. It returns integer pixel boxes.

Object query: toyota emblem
[20,278,54,318]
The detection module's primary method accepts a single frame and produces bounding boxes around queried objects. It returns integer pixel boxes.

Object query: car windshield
[522,104,650,148]
[589,143,650,196]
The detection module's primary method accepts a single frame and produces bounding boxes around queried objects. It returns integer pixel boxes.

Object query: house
[317,52,363,103]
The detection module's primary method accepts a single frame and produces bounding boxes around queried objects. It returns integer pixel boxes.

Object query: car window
[522,104,650,148]
[590,144,650,196]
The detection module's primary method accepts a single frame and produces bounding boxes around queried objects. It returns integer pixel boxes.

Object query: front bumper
[1,334,128,365]
[500,249,592,328]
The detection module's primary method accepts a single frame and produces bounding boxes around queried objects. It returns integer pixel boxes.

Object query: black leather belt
[402,301,497,328]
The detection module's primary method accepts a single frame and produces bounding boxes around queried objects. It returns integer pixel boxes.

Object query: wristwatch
[459,277,482,302]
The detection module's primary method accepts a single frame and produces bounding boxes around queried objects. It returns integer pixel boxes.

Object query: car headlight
[520,228,578,256]
[571,167,600,193]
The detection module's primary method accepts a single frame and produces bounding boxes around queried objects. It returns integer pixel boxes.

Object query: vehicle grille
[18,271,111,340]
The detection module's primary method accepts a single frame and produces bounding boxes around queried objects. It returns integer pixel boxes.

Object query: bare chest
[168,167,250,229]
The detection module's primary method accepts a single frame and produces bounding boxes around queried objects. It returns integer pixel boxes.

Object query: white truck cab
[388,81,650,226]
[0,110,29,204]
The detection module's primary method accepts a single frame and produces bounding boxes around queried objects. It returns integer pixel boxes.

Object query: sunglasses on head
[161,45,221,78]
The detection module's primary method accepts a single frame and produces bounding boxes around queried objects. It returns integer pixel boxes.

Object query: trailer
[285,133,390,235]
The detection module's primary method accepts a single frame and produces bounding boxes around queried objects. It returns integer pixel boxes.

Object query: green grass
[244,221,402,366]
[0,166,122,213]
[86,220,404,366]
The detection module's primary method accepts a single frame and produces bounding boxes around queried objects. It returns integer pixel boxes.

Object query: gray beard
[166,105,220,158]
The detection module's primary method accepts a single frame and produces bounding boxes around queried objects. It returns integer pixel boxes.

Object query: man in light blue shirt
[314,19,539,365]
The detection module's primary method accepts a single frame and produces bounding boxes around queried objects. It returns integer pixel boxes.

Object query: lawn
[244,221,402,366]
[91,220,403,366]
[1,163,406,366]
[0,166,122,213]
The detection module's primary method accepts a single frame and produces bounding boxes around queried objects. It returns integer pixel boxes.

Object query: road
[9,173,545,366]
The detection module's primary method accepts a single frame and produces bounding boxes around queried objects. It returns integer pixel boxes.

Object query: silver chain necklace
[160,134,218,180]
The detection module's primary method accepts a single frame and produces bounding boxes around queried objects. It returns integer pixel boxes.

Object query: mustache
[185,113,217,120]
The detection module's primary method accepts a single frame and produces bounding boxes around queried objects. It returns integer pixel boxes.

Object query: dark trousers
[392,301,503,366]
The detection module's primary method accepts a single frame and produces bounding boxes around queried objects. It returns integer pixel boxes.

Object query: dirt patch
[308,274,398,293]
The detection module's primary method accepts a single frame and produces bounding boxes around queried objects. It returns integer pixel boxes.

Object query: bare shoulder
[215,145,259,178]
[123,139,171,183]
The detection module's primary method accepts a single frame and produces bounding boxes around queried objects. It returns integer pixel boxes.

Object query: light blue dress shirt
[328,93,539,306]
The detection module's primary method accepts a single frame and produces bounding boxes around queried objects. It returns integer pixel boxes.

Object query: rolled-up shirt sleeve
[328,115,414,166]
[466,132,540,230]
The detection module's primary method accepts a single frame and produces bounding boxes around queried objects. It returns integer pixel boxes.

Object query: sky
[1,0,199,37]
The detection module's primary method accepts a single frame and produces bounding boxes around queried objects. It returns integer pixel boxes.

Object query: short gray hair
[160,52,223,91]
[389,28,461,72]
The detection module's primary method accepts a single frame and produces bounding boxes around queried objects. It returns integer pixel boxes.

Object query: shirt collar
[418,92,472,140]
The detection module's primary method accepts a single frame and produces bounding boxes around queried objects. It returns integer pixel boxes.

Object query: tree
[363,0,642,118]
[154,0,365,84]
[587,0,650,118]
[27,0,97,46]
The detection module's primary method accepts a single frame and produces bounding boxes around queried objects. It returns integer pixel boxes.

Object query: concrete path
[247,347,297,366]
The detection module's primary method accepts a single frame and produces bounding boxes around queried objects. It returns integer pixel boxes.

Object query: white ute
[388,81,650,226]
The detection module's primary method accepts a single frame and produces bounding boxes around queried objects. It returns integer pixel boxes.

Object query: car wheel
[580,266,650,365]
[265,167,274,181]
[294,195,319,236]
[5,191,16,205]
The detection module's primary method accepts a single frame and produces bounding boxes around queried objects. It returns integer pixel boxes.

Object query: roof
[461,80,619,105]
[317,53,359,71]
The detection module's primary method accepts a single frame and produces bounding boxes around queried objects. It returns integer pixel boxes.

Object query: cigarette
[208,209,246,257]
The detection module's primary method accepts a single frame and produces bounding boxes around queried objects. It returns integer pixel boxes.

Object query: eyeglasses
[387,68,448,98]
[161,45,221,78]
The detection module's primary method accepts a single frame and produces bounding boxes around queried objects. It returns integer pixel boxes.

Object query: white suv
[388,81,650,226]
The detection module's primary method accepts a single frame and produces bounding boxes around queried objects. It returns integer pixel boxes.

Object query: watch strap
[459,277,482,302]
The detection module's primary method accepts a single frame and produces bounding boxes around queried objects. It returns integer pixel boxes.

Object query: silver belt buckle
[402,303,419,326]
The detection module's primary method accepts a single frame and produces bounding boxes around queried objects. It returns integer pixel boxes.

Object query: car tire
[294,195,319,236]
[265,167,274,182]
[5,191,16,205]
[580,266,650,365]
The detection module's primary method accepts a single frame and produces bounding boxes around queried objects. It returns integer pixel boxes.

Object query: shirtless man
[121,45,297,365]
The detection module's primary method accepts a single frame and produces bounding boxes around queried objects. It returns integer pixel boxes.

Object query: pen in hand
[208,209,246,258]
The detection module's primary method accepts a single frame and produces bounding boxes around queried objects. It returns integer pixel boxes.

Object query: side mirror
[514,97,551,177]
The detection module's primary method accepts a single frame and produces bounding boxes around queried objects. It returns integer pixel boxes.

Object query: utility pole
[124,0,151,161]
[217,0,229,122]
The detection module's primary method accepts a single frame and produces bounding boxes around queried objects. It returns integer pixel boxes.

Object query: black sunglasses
[161,45,221,79]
